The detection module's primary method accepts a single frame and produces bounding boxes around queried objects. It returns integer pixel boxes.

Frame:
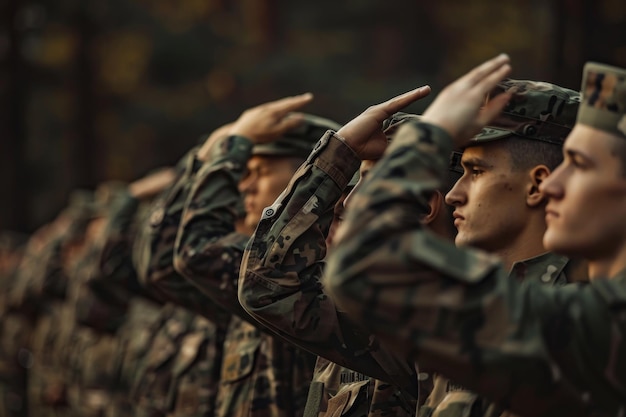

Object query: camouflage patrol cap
[577,62,626,139]
[383,112,422,139]
[383,111,462,177]
[470,79,580,146]
[252,113,342,159]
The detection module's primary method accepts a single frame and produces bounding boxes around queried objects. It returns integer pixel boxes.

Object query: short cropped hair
[501,135,564,172]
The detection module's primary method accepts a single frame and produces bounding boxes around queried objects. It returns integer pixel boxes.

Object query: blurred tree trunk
[71,4,97,189]
[1,0,29,232]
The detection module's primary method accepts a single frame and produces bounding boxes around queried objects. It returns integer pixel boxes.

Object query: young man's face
[444,141,531,252]
[239,155,300,232]
[541,124,626,261]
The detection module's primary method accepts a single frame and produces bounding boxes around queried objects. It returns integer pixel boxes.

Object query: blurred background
[1,0,625,233]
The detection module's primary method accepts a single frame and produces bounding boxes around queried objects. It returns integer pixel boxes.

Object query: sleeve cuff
[312,131,361,189]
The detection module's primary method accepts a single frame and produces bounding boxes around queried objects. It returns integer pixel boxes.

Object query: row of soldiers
[1,54,625,417]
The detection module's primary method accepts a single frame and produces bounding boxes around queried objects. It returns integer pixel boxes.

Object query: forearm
[174,135,253,317]
[239,132,359,338]
[323,120,602,416]
[238,132,418,386]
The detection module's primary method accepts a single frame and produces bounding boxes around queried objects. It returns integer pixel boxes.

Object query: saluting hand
[421,53,512,148]
[229,93,314,144]
[129,167,177,200]
[196,122,235,162]
[337,86,431,160]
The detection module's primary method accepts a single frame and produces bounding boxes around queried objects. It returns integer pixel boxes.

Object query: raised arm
[323,55,620,416]
[132,148,230,322]
[238,108,431,388]
[173,94,315,320]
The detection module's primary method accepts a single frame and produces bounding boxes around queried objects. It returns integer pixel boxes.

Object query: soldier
[88,168,175,417]
[21,190,101,417]
[237,112,457,417]
[129,126,241,417]
[168,95,340,417]
[423,79,588,417]
[324,54,626,416]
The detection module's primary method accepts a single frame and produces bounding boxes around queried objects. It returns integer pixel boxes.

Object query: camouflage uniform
[84,186,164,417]
[323,74,626,416]
[62,186,142,417]
[0,233,31,417]
[171,116,342,417]
[418,81,587,417]
[238,120,424,417]
[3,225,64,415]
[420,252,584,417]
[132,149,229,417]
[20,192,99,417]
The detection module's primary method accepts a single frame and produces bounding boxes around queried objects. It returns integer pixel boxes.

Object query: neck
[587,245,626,280]
[494,213,548,271]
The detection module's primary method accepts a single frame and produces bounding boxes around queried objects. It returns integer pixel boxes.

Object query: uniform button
[150,207,165,226]
[541,265,558,283]
[264,208,275,217]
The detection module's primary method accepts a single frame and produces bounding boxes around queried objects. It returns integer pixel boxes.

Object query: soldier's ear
[527,165,551,207]
[421,191,444,225]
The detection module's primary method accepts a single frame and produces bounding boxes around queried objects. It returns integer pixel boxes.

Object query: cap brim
[468,127,514,145]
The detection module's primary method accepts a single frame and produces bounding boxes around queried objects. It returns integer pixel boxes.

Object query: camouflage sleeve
[238,132,416,387]
[323,120,618,417]
[132,148,228,322]
[89,191,145,302]
[173,135,253,320]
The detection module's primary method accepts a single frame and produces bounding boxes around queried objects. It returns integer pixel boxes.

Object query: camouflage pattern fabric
[133,147,230,322]
[21,209,95,417]
[130,303,195,416]
[238,130,418,417]
[169,133,316,417]
[577,62,626,138]
[63,227,124,417]
[87,189,165,417]
[323,121,622,417]
[113,296,163,417]
[420,253,583,417]
[0,234,31,417]
[129,304,225,417]
[131,148,231,417]
[471,79,581,145]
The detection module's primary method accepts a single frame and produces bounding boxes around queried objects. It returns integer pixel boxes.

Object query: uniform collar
[509,252,570,285]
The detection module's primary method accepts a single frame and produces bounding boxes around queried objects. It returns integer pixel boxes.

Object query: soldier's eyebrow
[564,148,594,166]
[460,156,490,169]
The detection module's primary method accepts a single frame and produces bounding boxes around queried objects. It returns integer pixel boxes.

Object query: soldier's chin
[543,229,574,256]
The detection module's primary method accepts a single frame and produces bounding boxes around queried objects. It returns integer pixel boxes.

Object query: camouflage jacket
[421,252,580,417]
[133,148,230,322]
[239,131,418,417]
[171,134,316,417]
[89,190,158,307]
[131,149,231,417]
[323,121,621,417]
[131,303,223,417]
